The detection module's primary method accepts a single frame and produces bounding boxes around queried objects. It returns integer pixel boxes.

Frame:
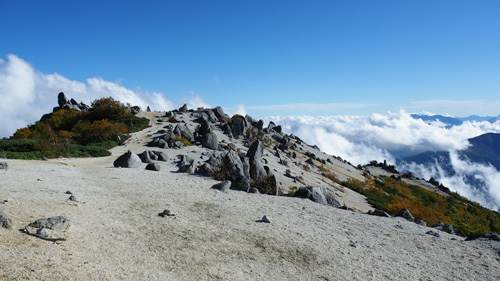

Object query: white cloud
[269,110,500,165]
[224,104,247,117]
[248,102,379,113]
[0,54,210,137]
[181,92,211,110]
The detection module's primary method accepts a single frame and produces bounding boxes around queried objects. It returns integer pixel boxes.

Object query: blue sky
[1,0,499,118]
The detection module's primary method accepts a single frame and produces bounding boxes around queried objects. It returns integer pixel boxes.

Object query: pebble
[158,209,176,217]
[261,215,271,223]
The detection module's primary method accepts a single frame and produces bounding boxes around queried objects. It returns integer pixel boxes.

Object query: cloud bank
[0,54,209,138]
[270,111,500,165]
[268,112,500,210]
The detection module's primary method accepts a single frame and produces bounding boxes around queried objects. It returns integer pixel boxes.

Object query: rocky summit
[1,100,500,280]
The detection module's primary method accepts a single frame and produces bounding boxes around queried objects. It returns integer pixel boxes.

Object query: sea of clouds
[2,54,500,210]
[267,114,500,210]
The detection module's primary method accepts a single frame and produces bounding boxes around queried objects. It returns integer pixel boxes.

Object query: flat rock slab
[211,180,232,192]
[29,216,70,230]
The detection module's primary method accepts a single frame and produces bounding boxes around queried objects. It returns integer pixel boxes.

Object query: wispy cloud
[405,100,500,117]
[249,102,379,113]
[214,75,220,84]
[0,54,210,138]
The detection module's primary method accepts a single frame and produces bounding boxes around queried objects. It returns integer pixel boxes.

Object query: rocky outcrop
[113,151,142,168]
[395,209,414,222]
[56,92,90,112]
[294,186,341,208]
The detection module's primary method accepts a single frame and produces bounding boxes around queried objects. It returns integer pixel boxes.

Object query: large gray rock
[146,163,161,171]
[212,106,229,121]
[139,151,153,163]
[211,180,232,192]
[195,163,212,174]
[153,151,169,161]
[198,121,211,136]
[158,139,169,149]
[177,155,197,173]
[58,92,69,107]
[222,124,233,138]
[195,109,218,123]
[246,140,266,180]
[0,162,8,170]
[224,150,246,182]
[163,129,175,143]
[113,151,142,168]
[29,216,70,230]
[202,132,219,150]
[0,210,12,229]
[395,209,415,222]
[179,103,188,113]
[231,115,247,137]
[294,186,341,207]
[174,124,194,142]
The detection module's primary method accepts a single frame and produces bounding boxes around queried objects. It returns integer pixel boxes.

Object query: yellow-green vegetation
[322,171,342,185]
[1,97,149,159]
[173,134,193,147]
[342,176,500,236]
[282,186,298,197]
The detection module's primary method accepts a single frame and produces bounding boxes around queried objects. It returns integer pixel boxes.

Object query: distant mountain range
[400,133,500,172]
[411,114,500,128]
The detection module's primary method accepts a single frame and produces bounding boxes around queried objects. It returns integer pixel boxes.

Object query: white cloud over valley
[267,112,500,210]
[269,111,500,165]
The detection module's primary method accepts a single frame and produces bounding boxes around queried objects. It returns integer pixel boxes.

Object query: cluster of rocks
[56,92,90,112]
[115,104,344,203]
[113,150,167,171]
[1,210,70,241]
